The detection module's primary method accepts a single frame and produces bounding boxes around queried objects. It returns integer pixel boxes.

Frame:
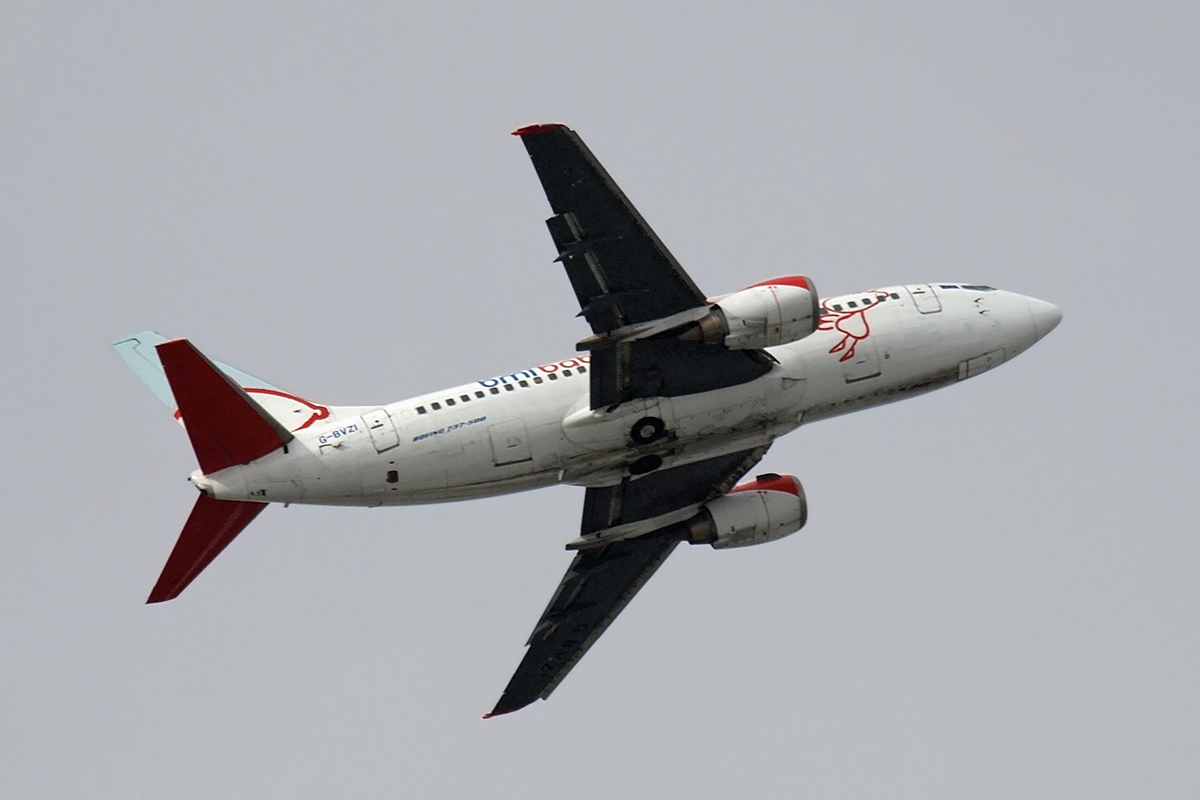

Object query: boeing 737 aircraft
[115,123,1061,717]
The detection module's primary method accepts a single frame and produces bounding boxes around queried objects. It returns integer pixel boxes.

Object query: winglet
[147,495,267,603]
[511,123,567,136]
[156,339,293,475]
[482,703,527,720]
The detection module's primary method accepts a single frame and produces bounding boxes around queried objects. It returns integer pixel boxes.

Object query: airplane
[114,123,1062,718]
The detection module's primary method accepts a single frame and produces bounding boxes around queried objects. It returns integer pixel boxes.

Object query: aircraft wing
[514,124,771,409]
[513,123,708,333]
[485,446,768,717]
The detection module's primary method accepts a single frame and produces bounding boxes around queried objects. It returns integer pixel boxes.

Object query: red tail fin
[149,339,291,602]
[156,339,293,475]
[148,495,266,603]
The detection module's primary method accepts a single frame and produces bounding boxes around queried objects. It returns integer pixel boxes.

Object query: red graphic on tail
[173,388,330,431]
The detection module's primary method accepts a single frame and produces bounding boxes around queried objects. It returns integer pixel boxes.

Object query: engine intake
[684,473,808,549]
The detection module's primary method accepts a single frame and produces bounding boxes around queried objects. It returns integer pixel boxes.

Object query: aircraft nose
[1027,297,1062,341]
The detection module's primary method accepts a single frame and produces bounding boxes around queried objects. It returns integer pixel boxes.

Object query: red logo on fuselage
[818,293,887,362]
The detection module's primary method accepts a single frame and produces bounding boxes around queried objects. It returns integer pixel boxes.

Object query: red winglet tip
[482,706,520,719]
[511,123,567,136]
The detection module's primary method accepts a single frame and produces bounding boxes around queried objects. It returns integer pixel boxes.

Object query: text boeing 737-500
[115,123,1061,717]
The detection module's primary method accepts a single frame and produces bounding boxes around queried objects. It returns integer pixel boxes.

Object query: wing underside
[485,447,768,717]
[515,124,707,333]
[485,535,679,718]
[490,126,780,716]
[514,124,772,410]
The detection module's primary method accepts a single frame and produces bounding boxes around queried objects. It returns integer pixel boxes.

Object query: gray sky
[3,3,1197,797]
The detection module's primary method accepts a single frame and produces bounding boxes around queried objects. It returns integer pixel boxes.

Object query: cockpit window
[962,284,996,291]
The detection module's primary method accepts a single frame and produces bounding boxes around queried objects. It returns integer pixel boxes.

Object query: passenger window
[518,380,529,388]
[848,301,858,308]
[475,391,484,399]
[490,387,500,395]
[446,398,456,406]
[563,369,572,377]
[533,376,543,384]
[460,395,470,402]
[505,384,515,392]
[431,402,441,410]
[890,292,900,299]
[416,406,427,415]
[548,373,558,381]
[578,365,587,373]
[833,304,843,311]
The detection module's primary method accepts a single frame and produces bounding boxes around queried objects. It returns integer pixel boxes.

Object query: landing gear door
[905,284,942,314]
[362,408,400,453]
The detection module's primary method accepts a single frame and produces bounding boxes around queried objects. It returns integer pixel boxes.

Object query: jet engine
[681,276,819,350]
[683,473,808,549]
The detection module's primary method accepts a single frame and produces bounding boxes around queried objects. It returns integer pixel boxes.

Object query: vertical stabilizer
[156,339,294,475]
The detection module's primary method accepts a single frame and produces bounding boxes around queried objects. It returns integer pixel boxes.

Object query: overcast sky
[3,3,1198,798]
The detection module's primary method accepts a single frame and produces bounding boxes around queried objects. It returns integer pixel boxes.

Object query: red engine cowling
[718,276,819,349]
[682,276,819,350]
[684,473,808,549]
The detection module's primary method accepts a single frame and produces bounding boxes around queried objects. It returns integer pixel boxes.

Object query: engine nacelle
[684,473,808,549]
[682,276,819,350]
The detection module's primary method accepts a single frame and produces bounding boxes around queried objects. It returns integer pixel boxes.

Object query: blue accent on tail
[113,331,281,410]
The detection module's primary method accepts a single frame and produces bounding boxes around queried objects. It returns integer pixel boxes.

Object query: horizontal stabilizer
[157,339,294,475]
[148,495,266,603]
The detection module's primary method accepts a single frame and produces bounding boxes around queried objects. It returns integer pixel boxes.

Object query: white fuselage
[195,284,1060,511]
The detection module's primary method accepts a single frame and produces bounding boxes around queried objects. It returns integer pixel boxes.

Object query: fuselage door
[489,420,533,466]
[362,408,400,453]
[905,284,942,314]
